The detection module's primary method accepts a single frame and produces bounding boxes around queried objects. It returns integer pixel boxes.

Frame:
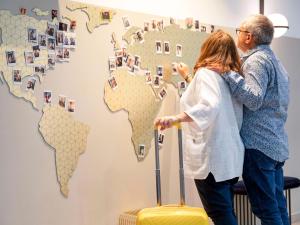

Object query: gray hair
[241,14,274,45]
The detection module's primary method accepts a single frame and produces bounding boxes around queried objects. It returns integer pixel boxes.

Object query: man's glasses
[236,29,250,35]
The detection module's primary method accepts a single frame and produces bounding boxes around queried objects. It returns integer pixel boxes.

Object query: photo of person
[108,76,118,90]
[201,25,207,32]
[144,22,149,32]
[47,22,56,37]
[56,47,63,61]
[101,11,110,20]
[6,50,16,66]
[68,99,75,112]
[26,77,36,91]
[56,31,64,46]
[145,74,152,84]
[178,81,187,90]
[155,41,162,54]
[176,44,182,57]
[28,27,37,43]
[47,37,56,51]
[40,65,46,75]
[156,65,163,77]
[43,90,52,104]
[158,133,165,146]
[153,75,160,88]
[19,7,27,15]
[172,62,178,75]
[210,25,215,33]
[13,69,21,85]
[126,56,134,71]
[158,87,167,100]
[157,20,164,31]
[170,17,176,25]
[51,9,58,20]
[185,17,193,29]
[69,33,76,48]
[164,41,170,54]
[195,20,200,30]
[134,30,144,43]
[70,20,76,31]
[38,34,47,48]
[24,51,34,65]
[134,55,140,67]
[63,34,69,47]
[122,16,130,29]
[59,22,68,31]
[48,53,56,68]
[151,19,157,30]
[58,95,66,108]
[108,57,116,71]
[32,45,40,58]
[63,48,70,61]
[116,56,123,67]
[138,144,145,159]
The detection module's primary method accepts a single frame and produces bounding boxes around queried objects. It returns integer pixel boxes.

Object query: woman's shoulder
[195,68,221,83]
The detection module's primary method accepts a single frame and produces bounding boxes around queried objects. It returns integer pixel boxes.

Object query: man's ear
[245,33,253,45]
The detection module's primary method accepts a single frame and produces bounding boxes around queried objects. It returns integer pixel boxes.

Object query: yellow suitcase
[119,123,209,225]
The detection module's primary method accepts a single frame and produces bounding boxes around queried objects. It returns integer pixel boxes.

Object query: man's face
[236,26,252,53]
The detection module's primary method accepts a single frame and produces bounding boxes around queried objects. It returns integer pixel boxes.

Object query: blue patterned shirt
[223,45,289,162]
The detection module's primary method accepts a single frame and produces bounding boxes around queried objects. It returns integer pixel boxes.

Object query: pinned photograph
[155,41,162,54]
[164,41,170,54]
[185,18,193,29]
[172,62,178,75]
[6,50,16,66]
[138,144,145,159]
[34,65,46,74]
[70,20,76,31]
[145,74,152,84]
[176,44,182,57]
[201,25,207,32]
[26,77,36,91]
[195,20,200,30]
[134,30,144,43]
[170,17,176,25]
[108,57,116,71]
[157,20,164,31]
[46,22,56,37]
[121,46,127,57]
[56,47,63,61]
[122,16,130,29]
[59,22,68,31]
[156,65,163,77]
[126,56,134,71]
[116,56,123,67]
[101,10,110,21]
[153,75,160,88]
[40,65,46,74]
[144,22,150,32]
[48,53,56,68]
[159,87,167,100]
[151,19,157,30]
[19,7,27,15]
[28,27,37,43]
[108,76,118,90]
[32,45,40,58]
[48,36,56,51]
[210,25,215,33]
[44,90,52,104]
[58,95,66,108]
[56,31,64,46]
[13,69,21,85]
[24,51,34,65]
[38,34,47,49]
[63,48,70,61]
[158,133,165,146]
[68,99,75,112]
[51,9,58,20]
[134,55,141,67]
[63,33,70,47]
[69,33,76,48]
[178,81,187,90]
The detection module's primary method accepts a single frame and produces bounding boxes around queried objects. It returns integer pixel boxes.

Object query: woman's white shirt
[180,68,244,182]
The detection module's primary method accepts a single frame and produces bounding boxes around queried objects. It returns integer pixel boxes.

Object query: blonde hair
[193,30,242,75]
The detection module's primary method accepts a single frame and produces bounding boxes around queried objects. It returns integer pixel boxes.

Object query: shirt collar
[241,44,271,60]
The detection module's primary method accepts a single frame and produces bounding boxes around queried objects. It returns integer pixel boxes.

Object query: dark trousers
[243,149,289,225]
[195,173,239,225]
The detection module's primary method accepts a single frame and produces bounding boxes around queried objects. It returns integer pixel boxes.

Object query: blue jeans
[243,149,289,225]
[195,173,239,225]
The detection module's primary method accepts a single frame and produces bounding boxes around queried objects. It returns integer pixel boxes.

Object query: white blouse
[180,68,244,182]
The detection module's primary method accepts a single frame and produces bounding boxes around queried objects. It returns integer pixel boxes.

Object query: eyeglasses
[236,29,250,35]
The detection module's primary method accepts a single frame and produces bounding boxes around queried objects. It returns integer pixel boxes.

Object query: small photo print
[170,17,176,25]
[56,31,64,46]
[48,53,56,68]
[156,65,163,77]
[13,69,21,85]
[63,33,70,47]
[195,20,200,30]
[108,76,118,90]
[138,144,145,159]
[51,9,58,20]
[38,34,47,48]
[134,30,144,43]
[34,65,46,74]
[176,44,182,57]
[46,22,56,37]
[28,27,37,43]
[19,7,27,15]
[24,51,34,65]
[157,20,164,31]
[58,95,66,108]
[68,99,75,112]
[26,77,36,91]
[122,16,130,29]
[145,74,152,84]
[58,22,68,31]
[172,62,178,75]
[101,10,110,21]
[126,55,134,69]
[70,20,76,31]
[158,133,165,146]
[153,75,160,88]
[210,25,215,33]
[32,45,40,58]
[116,56,123,67]
[48,37,56,51]
[185,17,193,29]
[144,22,150,32]
[43,90,52,104]
[164,41,170,54]
[134,55,141,67]
[6,50,16,66]
[151,19,157,30]
[69,33,76,48]
[63,48,70,61]
[108,57,116,71]
[178,81,187,90]
[56,47,63,61]
[155,41,162,54]
[158,87,167,100]
[201,25,207,32]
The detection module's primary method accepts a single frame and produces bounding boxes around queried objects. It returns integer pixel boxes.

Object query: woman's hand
[177,63,190,80]
[154,116,179,130]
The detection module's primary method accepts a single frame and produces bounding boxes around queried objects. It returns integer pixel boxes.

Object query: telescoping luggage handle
[154,122,185,207]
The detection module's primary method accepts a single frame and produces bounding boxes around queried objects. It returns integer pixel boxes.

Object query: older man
[178,14,290,225]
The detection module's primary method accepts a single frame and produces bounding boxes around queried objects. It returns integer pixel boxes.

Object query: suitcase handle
[154,122,185,206]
